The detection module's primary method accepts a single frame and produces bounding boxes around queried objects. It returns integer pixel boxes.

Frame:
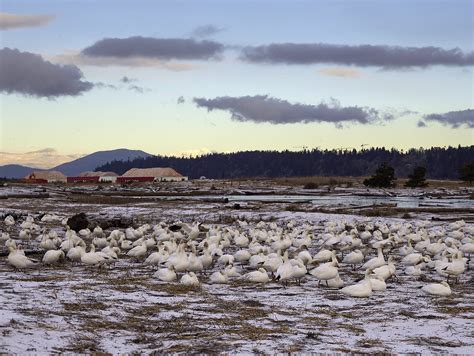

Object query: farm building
[117,167,188,183]
[24,171,67,183]
[67,171,118,183]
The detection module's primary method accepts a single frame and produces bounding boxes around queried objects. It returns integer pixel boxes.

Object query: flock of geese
[2,213,473,298]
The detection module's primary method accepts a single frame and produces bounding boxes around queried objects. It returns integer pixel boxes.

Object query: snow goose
[275,252,293,283]
[460,242,474,257]
[67,246,85,262]
[101,246,120,260]
[4,215,15,227]
[242,268,270,283]
[42,250,65,264]
[369,275,387,291]
[399,238,414,256]
[341,276,373,298]
[154,265,177,282]
[187,248,204,273]
[199,249,213,269]
[263,252,283,274]
[342,249,364,270]
[234,249,251,264]
[290,259,307,284]
[402,252,425,266]
[371,256,396,281]
[234,234,249,248]
[180,272,200,286]
[404,262,425,277]
[7,247,37,269]
[297,247,313,265]
[145,248,169,265]
[127,243,147,259]
[224,264,241,278]
[421,281,451,296]
[78,228,92,241]
[362,247,385,270]
[18,229,32,241]
[312,249,334,263]
[310,254,339,285]
[325,273,344,288]
[0,232,10,242]
[249,253,267,269]
[217,254,234,266]
[81,245,105,265]
[209,270,228,284]
[440,252,466,283]
[166,244,189,272]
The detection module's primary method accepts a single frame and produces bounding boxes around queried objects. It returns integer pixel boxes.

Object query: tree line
[96,146,474,180]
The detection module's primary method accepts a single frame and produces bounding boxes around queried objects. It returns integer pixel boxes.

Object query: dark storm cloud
[177,96,185,104]
[0,48,93,98]
[191,25,224,38]
[419,109,474,128]
[82,36,225,60]
[240,43,474,68]
[193,95,393,126]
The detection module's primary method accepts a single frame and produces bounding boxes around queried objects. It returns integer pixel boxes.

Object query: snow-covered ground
[0,184,473,353]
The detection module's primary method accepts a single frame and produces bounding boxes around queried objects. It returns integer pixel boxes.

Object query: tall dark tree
[405,166,428,188]
[363,163,396,188]
[459,160,474,184]
[95,146,474,180]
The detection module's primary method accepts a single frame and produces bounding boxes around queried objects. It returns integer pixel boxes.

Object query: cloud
[0,12,54,30]
[318,67,362,78]
[81,36,225,60]
[191,25,224,38]
[52,50,198,70]
[419,109,473,128]
[0,48,93,98]
[94,82,118,90]
[240,43,474,68]
[128,84,151,93]
[193,95,393,126]
[0,148,85,168]
[177,96,185,104]
[120,76,137,83]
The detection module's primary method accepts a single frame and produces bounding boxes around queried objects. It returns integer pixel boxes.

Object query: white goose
[154,265,177,282]
[209,270,228,284]
[421,281,451,296]
[242,268,270,283]
[43,250,65,264]
[180,272,200,286]
[81,245,105,265]
[341,276,373,298]
[7,247,37,269]
[310,254,339,285]
[342,249,364,269]
[362,247,385,270]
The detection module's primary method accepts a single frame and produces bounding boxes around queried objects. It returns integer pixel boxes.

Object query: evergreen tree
[459,160,474,184]
[363,163,396,188]
[405,166,428,188]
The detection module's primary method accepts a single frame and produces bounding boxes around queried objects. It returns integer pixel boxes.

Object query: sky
[0,0,473,168]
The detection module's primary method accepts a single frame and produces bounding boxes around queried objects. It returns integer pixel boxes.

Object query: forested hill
[96,146,474,180]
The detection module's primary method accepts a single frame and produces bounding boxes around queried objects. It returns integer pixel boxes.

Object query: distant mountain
[0,149,152,178]
[53,149,152,176]
[0,164,40,179]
